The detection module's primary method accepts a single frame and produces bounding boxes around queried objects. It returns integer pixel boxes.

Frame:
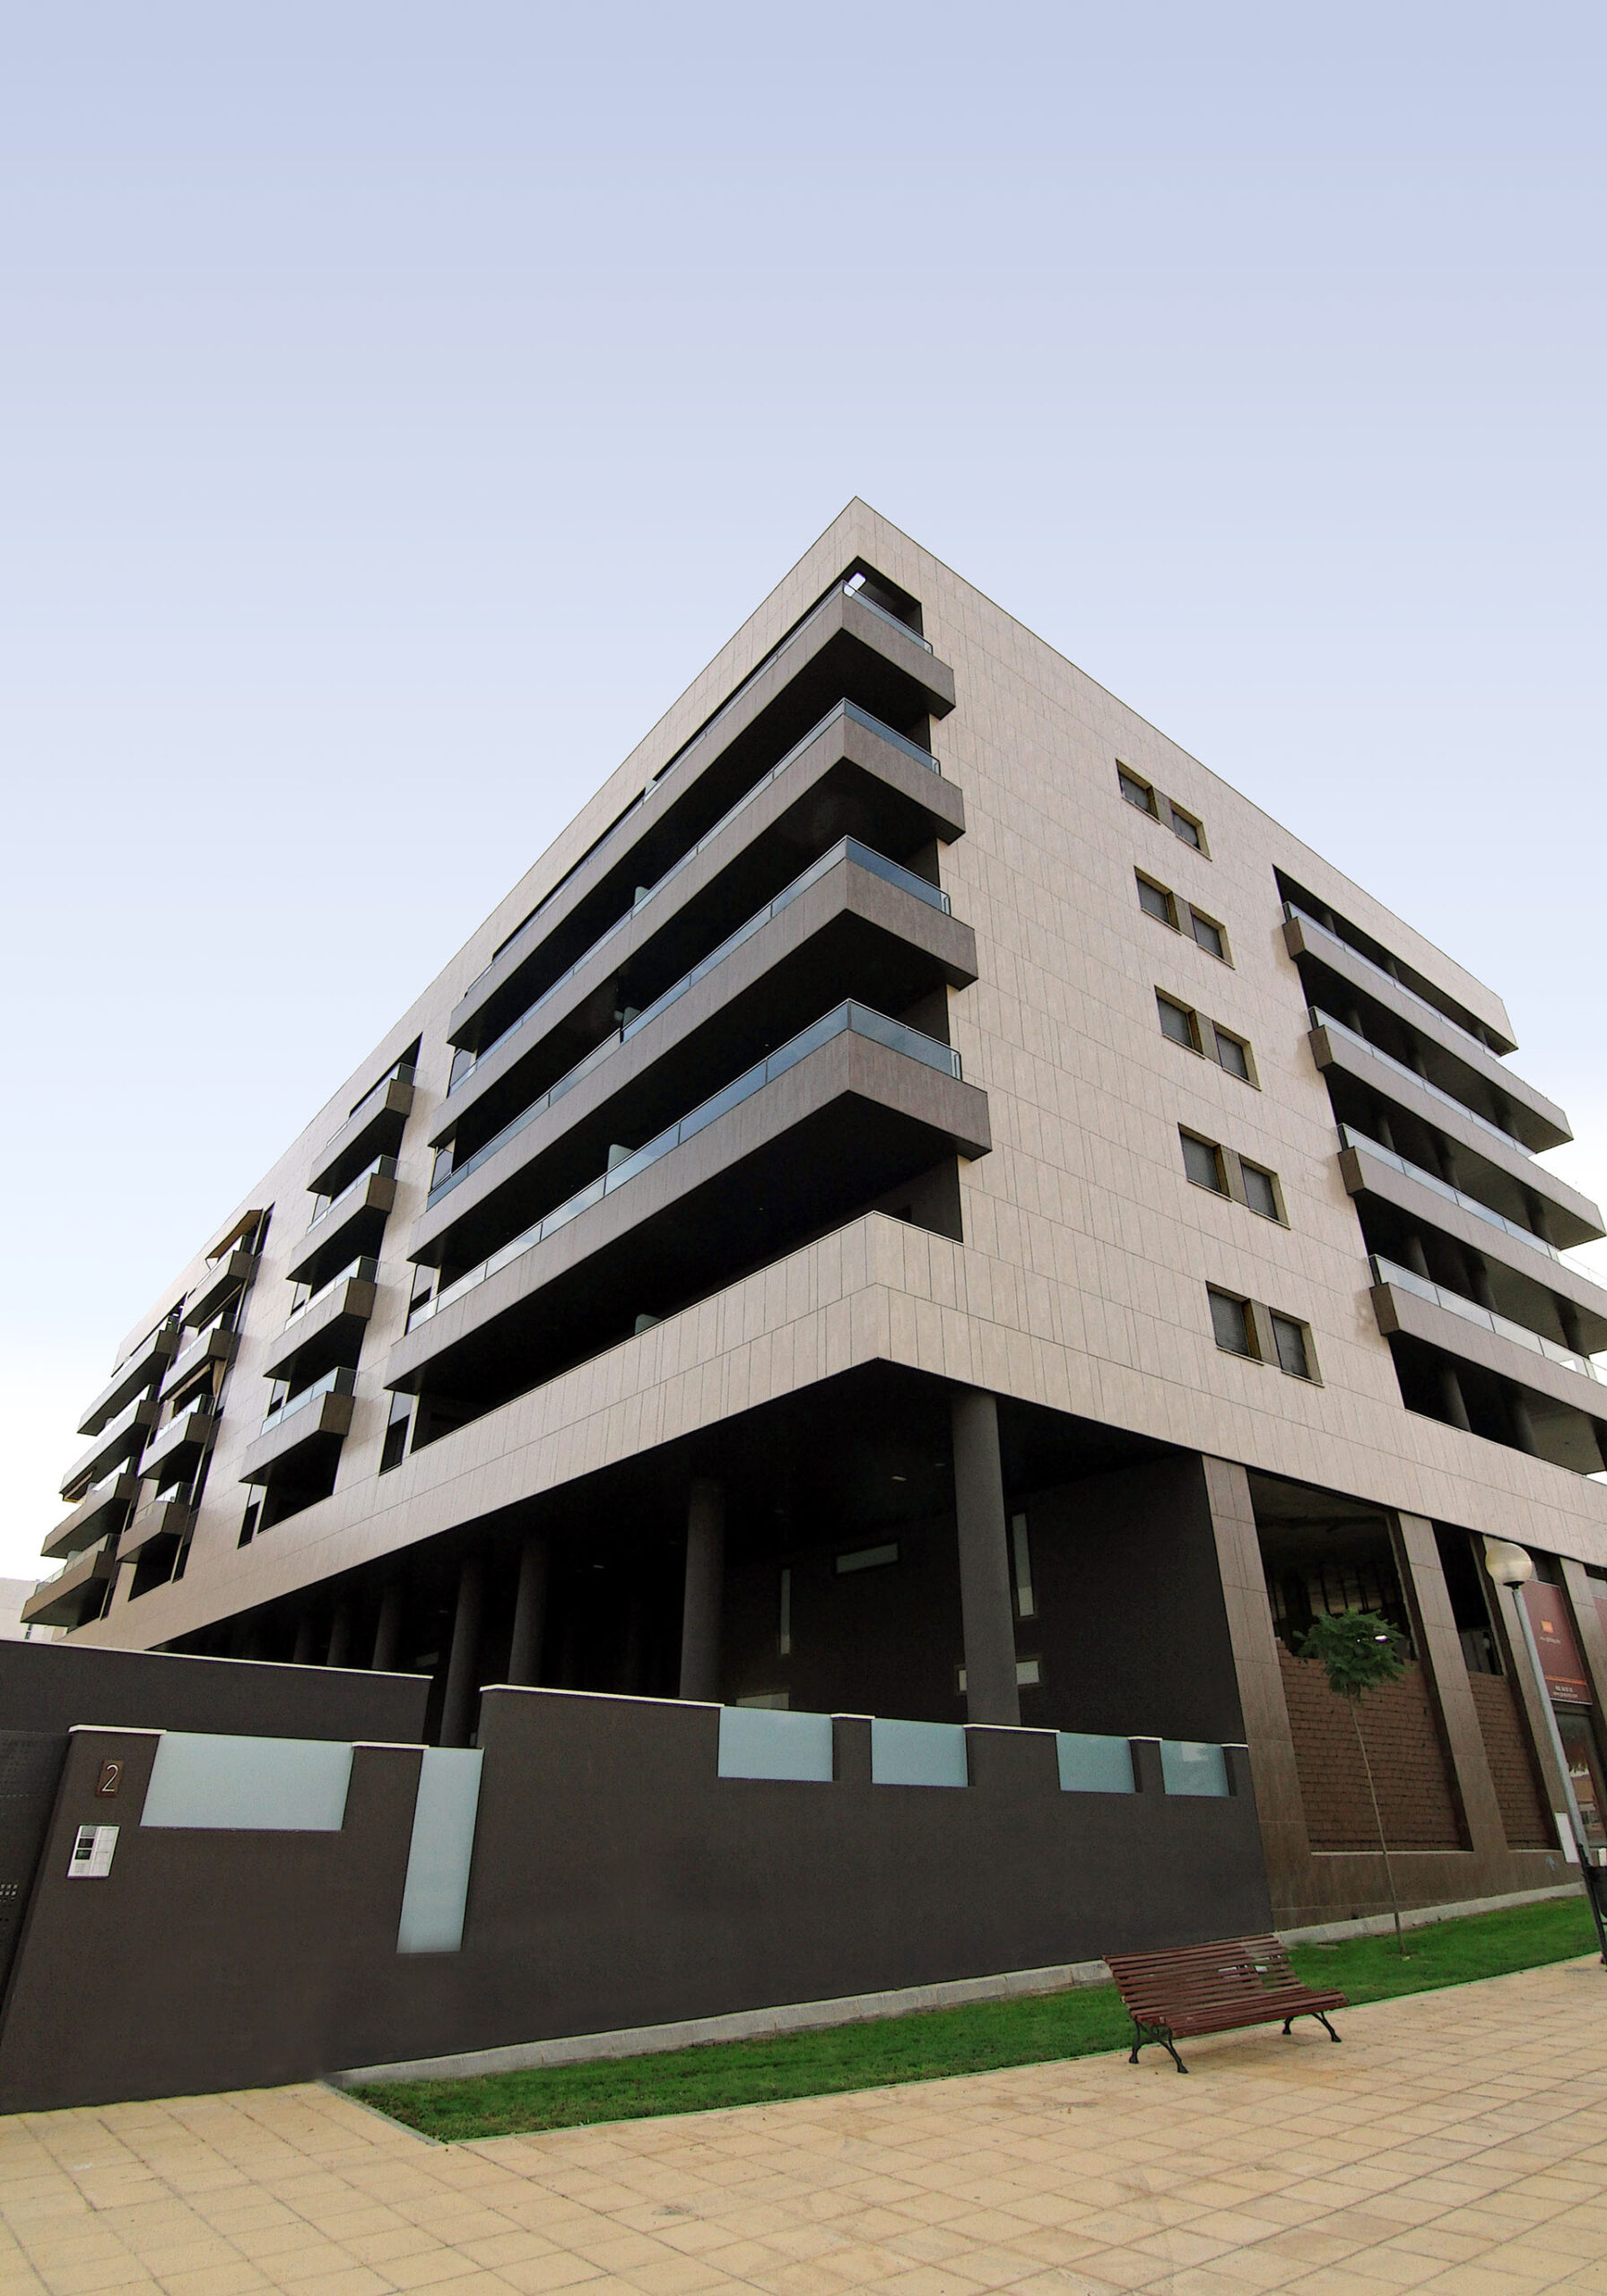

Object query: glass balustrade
[147,1396,219,1457]
[409,1001,962,1332]
[164,1313,235,1385]
[306,1155,397,1233]
[451,700,942,1091]
[1339,1126,1560,1261]
[1312,1009,1531,1157]
[285,1255,379,1326]
[323,1063,415,1151]
[260,1364,354,1437]
[1287,904,1500,1064]
[1370,1255,1600,1381]
[429,839,952,1209]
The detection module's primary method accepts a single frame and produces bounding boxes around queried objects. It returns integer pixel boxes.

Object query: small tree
[1299,1608,1411,1954]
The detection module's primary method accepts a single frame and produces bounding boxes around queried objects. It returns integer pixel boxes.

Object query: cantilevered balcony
[285,1157,397,1287]
[239,1366,356,1483]
[309,1064,416,1199]
[75,1322,178,1438]
[159,1318,239,1403]
[22,1538,117,1630]
[449,590,956,1057]
[59,1393,158,1500]
[185,1245,259,1329]
[117,1498,194,1565]
[261,1259,378,1384]
[413,840,978,1274]
[1285,909,1568,1151]
[1309,1011,1603,1248]
[139,1395,221,1482]
[388,1001,990,1436]
[41,1471,138,1562]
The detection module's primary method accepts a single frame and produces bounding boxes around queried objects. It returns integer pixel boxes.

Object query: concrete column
[1371,1100,1396,1152]
[1558,1299,1587,1358]
[950,1388,1020,1727]
[326,1601,352,1671]
[507,1531,550,1686]
[1394,1512,1506,1867]
[1507,1389,1542,1456]
[1438,1362,1473,1432]
[439,1552,484,1748]
[370,1580,404,1671]
[1559,1557,1607,1716]
[1403,1233,1431,1280]
[291,1612,317,1666]
[678,1480,725,1702]
[1466,1256,1498,1312]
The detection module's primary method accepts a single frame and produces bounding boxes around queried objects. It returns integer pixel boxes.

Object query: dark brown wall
[0,1641,429,1744]
[1468,1674,1553,1848]
[1277,1649,1463,1851]
[0,1684,1270,2114]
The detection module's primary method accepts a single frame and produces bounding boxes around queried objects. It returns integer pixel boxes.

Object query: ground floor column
[950,1387,1020,1727]
[1394,1511,1507,1868]
[507,1530,550,1687]
[326,1600,352,1671]
[678,1479,725,1702]
[370,1580,404,1671]
[439,1552,484,1748]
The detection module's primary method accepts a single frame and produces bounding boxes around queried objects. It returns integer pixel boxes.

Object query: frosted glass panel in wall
[141,1733,353,1831]
[717,1705,832,1781]
[1160,1740,1229,1796]
[872,1718,968,1787]
[397,1748,483,1954]
[1055,1733,1135,1794]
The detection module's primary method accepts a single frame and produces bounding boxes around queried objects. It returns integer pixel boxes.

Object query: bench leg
[1281,2013,1342,2043]
[1130,2020,1188,2074]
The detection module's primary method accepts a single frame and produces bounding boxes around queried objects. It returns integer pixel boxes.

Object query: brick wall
[1467,1671,1552,1849]
[1278,1648,1463,1851]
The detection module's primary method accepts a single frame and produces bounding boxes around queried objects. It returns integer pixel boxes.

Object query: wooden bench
[1105,1935,1346,2073]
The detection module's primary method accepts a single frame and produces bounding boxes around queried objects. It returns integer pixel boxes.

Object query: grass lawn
[354,1892,1598,2143]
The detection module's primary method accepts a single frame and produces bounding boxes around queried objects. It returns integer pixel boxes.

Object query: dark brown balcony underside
[76,1326,178,1438]
[240,1390,356,1485]
[260,1278,378,1387]
[40,1472,138,1561]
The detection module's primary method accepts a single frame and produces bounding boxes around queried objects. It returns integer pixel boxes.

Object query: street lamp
[1483,1537,1607,1966]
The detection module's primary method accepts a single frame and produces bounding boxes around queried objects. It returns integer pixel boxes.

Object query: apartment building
[29,500,1607,1935]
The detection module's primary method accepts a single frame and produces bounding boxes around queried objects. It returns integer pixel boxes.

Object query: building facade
[30,500,1607,1934]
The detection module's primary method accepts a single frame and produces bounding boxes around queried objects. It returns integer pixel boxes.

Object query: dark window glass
[1191,911,1226,961]
[1119,768,1155,814]
[1241,1163,1280,1220]
[238,1501,260,1548]
[1214,1030,1251,1081]
[379,1393,413,1474]
[1210,1289,1255,1357]
[1170,807,1202,848]
[1182,1133,1227,1193]
[1137,875,1176,926]
[448,1044,475,1091]
[430,1144,455,1192]
[1272,1313,1312,1378]
[1158,995,1199,1049]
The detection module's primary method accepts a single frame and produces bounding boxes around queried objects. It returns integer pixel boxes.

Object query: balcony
[413,839,979,1272]
[1309,1012,1604,1248]
[59,1393,158,1500]
[75,1322,178,1438]
[261,1261,378,1384]
[140,1395,221,1481]
[240,1366,356,1483]
[159,1319,239,1403]
[117,1499,195,1564]
[449,588,957,1057]
[285,1157,397,1286]
[1340,1128,1607,1353]
[309,1065,416,1199]
[185,1246,259,1330]
[1285,910,1568,1150]
[22,1538,117,1630]
[41,1471,138,1561]
[388,1001,991,1429]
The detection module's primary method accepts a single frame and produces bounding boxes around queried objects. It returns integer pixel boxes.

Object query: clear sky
[4,4,1603,1577]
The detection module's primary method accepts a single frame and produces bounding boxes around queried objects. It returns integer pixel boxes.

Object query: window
[1272,1313,1315,1380]
[1181,1131,1228,1195]
[777,1566,792,1656]
[379,1392,413,1474]
[1158,993,1201,1050]
[1212,1026,1252,1082]
[1118,766,1157,815]
[1136,872,1178,928]
[1210,1288,1256,1358]
[1011,1513,1036,1619]
[1240,1161,1281,1221]
[1169,804,1203,850]
[1189,909,1228,961]
[238,1500,260,1549]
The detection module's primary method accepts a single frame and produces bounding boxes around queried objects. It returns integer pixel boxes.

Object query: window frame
[1136,870,1180,930]
[1157,992,1203,1052]
[1168,802,1206,854]
[1188,906,1230,963]
[1118,764,1159,817]
[1180,1129,1229,1196]
[1271,1311,1317,1381]
[1210,1023,1256,1085]
[1208,1287,1258,1360]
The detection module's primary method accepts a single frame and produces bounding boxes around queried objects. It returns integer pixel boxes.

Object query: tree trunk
[1351,1697,1407,1954]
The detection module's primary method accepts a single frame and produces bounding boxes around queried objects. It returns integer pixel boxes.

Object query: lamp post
[1483,1538,1607,1966]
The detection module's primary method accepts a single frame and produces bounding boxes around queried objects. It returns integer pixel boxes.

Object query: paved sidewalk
[4,1960,1607,2296]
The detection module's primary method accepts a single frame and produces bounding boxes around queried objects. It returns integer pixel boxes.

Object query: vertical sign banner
[1522,1584,1592,1705]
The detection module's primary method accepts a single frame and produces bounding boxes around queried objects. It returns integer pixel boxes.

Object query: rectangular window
[379,1392,413,1474]
[1169,804,1203,850]
[1240,1161,1281,1221]
[1272,1313,1315,1379]
[1181,1131,1228,1194]
[1118,766,1157,815]
[1189,909,1228,962]
[1157,994,1201,1051]
[778,1566,792,1656]
[1210,1288,1256,1358]
[1011,1513,1036,1619]
[1212,1027,1252,1082]
[837,1543,899,1574]
[238,1501,260,1549]
[1137,873,1178,928]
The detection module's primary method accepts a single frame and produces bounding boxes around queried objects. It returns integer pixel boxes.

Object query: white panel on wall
[872,1717,968,1787]
[396,1748,483,1954]
[140,1733,353,1831]
[717,1704,833,1781]
[1160,1740,1230,1797]
[1055,1733,1136,1795]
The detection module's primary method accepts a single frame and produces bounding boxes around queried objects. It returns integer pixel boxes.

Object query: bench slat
[1105,1933,1347,2070]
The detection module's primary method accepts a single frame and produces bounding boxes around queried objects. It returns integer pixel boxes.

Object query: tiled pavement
[4,1961,1607,2296]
